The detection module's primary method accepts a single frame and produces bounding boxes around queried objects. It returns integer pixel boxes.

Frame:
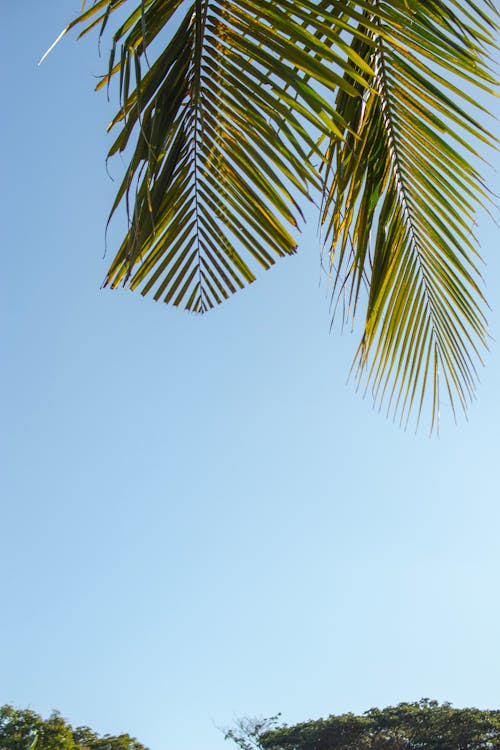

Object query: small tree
[0,706,148,750]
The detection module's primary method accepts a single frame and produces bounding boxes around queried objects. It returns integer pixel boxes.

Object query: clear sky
[2,3,499,750]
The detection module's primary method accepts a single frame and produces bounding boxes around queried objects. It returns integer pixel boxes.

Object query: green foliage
[226,700,500,750]
[0,706,148,750]
[52,0,498,428]
[225,716,283,750]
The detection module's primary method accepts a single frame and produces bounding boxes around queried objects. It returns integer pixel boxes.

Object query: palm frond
[58,0,499,427]
[320,0,498,429]
[65,0,377,312]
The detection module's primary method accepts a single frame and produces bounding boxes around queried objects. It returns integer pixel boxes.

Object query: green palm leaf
[62,0,375,312]
[320,0,498,429]
[54,0,498,427]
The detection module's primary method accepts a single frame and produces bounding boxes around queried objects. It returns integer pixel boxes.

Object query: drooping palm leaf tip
[61,0,498,429]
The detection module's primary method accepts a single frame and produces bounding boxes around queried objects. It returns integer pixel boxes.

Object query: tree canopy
[0,705,148,750]
[225,700,500,750]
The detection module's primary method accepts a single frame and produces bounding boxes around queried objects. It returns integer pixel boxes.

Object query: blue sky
[2,3,500,750]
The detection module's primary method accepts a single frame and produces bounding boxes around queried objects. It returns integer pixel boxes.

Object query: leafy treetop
[0,705,148,750]
[225,700,500,750]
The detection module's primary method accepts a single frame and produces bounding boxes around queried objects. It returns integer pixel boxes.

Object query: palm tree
[52,0,498,429]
